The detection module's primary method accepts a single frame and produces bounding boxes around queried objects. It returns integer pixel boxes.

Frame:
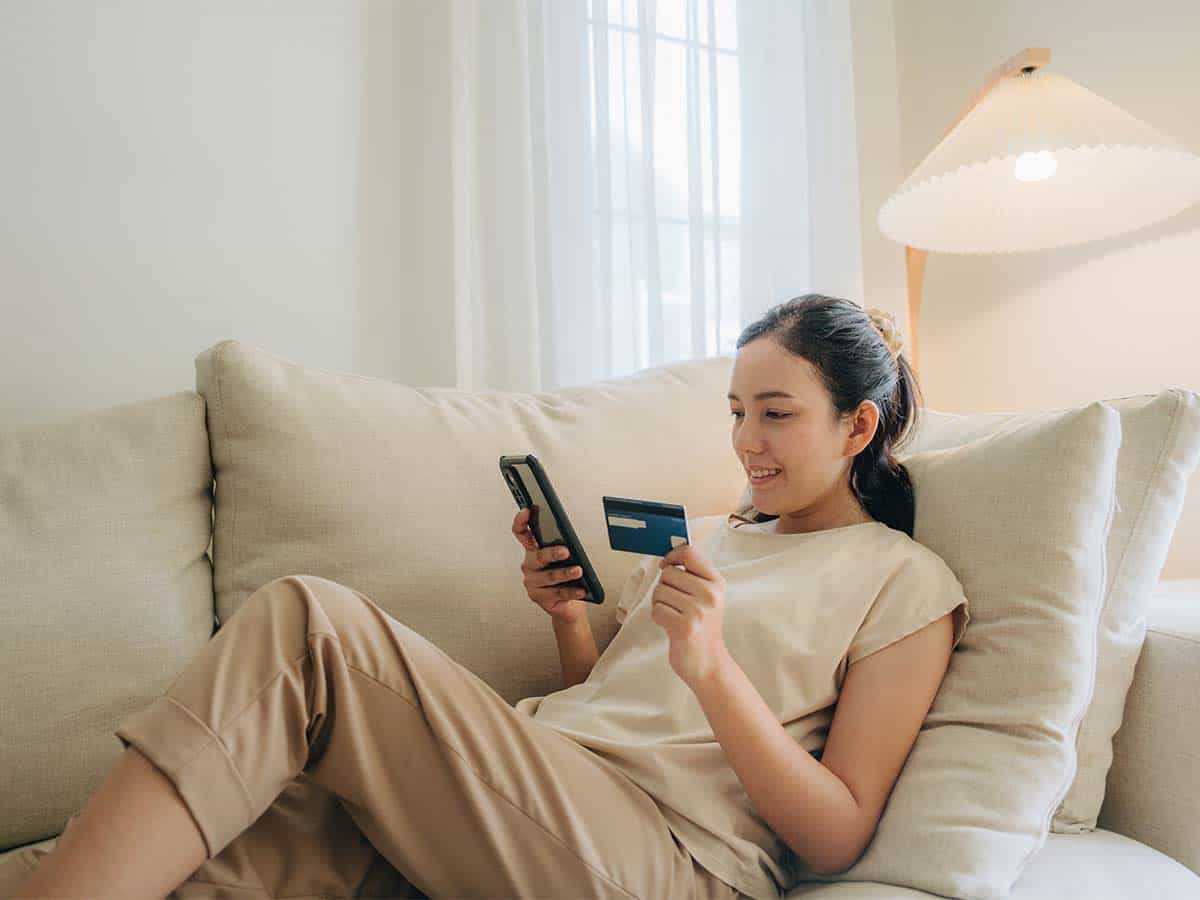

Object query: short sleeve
[845,550,970,666]
[614,555,660,624]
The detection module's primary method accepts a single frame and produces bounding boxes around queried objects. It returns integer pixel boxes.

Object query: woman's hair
[729,293,924,537]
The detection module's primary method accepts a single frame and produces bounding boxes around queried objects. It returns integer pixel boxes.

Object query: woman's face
[727,337,878,532]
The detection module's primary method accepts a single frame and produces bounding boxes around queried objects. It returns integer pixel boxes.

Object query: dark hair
[731,293,924,537]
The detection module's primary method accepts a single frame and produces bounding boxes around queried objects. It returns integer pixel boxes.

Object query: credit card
[602,496,690,557]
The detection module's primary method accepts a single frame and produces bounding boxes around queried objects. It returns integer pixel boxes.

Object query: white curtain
[448,0,862,392]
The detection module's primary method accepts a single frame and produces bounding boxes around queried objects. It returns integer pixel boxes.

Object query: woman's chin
[750,478,782,496]
[750,488,778,509]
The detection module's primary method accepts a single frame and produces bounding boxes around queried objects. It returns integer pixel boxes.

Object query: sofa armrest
[1098,579,1200,875]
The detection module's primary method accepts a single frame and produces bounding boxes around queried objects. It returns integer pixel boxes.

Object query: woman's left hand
[652,542,729,687]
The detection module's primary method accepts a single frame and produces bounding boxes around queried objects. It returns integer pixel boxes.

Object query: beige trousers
[1,574,738,900]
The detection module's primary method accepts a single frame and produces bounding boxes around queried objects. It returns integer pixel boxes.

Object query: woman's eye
[729,411,790,420]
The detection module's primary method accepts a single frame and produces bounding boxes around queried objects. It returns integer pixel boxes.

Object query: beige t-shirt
[514,511,970,900]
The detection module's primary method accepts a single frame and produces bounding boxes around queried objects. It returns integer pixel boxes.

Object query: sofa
[2,338,1199,900]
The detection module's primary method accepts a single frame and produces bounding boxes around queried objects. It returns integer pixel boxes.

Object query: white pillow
[792,401,1121,899]
[903,389,1200,833]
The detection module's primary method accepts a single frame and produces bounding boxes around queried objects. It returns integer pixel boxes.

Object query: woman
[7,294,968,900]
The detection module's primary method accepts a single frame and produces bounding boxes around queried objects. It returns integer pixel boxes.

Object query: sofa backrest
[195,339,748,706]
[8,342,1193,859]
[0,392,215,851]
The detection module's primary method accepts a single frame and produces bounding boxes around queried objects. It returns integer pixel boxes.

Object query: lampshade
[879,68,1200,253]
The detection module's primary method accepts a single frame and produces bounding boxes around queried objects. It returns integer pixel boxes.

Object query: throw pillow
[903,389,1200,832]
[791,402,1121,899]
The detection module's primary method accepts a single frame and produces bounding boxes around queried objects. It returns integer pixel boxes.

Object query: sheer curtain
[447,0,862,392]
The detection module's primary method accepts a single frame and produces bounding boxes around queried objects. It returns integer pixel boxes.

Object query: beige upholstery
[785,829,1200,899]
[193,339,748,704]
[0,392,215,851]
[898,391,1200,833]
[1098,580,1200,876]
[1,339,1196,899]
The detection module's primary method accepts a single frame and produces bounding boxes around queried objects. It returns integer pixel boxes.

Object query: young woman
[6,293,968,900]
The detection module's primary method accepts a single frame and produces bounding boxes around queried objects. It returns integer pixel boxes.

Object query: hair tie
[865,308,904,361]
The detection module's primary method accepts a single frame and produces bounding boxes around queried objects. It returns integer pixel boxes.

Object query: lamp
[879,48,1200,377]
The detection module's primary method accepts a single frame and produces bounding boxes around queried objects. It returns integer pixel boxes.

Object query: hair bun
[865,307,904,360]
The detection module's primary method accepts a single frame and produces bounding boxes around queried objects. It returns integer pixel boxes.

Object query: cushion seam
[215,340,237,626]
[1108,390,1183,604]
[1145,628,1200,647]
[1024,412,1120,868]
[1055,394,1181,832]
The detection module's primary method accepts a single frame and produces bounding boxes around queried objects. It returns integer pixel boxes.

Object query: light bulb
[1014,150,1058,182]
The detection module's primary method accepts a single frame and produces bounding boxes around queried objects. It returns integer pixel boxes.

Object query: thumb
[518,525,539,550]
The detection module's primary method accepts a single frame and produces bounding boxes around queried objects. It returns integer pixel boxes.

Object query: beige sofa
[2,339,1199,899]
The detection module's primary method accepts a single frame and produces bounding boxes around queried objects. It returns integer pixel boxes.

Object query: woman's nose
[735,434,765,455]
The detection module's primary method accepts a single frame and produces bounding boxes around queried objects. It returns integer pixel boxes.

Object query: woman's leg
[14,745,206,899]
[16,573,736,899]
[9,577,418,900]
[6,768,422,900]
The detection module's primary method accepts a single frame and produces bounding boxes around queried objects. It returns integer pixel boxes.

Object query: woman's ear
[846,400,879,455]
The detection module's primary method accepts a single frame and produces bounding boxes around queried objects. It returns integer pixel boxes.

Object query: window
[586,0,743,369]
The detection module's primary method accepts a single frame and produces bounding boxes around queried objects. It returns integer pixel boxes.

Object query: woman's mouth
[749,468,782,487]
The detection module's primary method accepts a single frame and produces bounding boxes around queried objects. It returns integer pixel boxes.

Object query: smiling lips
[749,468,782,485]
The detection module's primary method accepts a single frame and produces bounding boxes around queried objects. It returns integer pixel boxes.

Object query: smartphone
[499,454,605,604]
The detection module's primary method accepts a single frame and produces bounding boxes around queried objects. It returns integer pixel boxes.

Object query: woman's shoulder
[886,530,967,594]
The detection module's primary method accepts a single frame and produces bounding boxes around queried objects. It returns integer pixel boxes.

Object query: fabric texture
[515,512,969,900]
[193,340,751,709]
[782,401,1122,899]
[0,391,214,851]
[1,574,739,899]
[1097,579,1200,877]
[901,389,1200,833]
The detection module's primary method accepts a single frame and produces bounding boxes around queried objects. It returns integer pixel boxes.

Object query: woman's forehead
[729,345,822,399]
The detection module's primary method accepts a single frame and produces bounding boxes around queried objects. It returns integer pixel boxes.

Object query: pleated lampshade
[879,68,1200,254]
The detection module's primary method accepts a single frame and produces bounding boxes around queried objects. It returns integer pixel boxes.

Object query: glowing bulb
[1014,150,1058,182]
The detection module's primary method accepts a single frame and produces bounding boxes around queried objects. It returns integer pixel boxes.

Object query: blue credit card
[602,496,690,557]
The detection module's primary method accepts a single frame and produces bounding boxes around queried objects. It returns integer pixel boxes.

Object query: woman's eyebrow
[727,390,796,401]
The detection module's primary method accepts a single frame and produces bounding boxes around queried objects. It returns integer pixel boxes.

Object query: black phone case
[499,454,606,604]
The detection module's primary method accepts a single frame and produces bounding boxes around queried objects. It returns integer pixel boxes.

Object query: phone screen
[510,462,565,549]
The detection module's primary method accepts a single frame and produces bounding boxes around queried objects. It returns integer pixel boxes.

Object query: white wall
[357,0,456,389]
[847,1,906,331]
[1,1,364,429]
[6,1,1192,574]
[885,0,1200,578]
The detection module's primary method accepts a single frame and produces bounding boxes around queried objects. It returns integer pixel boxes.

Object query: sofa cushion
[789,402,1121,899]
[194,340,749,705]
[778,829,1200,899]
[899,390,1200,833]
[4,826,1193,900]
[1099,579,1200,877]
[0,393,215,851]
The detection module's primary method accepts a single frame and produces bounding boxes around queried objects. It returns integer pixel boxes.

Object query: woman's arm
[553,616,600,689]
[689,612,955,875]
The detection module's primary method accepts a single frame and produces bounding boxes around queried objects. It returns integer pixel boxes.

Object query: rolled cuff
[114,695,254,859]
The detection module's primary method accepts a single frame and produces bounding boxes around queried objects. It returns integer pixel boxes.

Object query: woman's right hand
[512,507,590,625]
